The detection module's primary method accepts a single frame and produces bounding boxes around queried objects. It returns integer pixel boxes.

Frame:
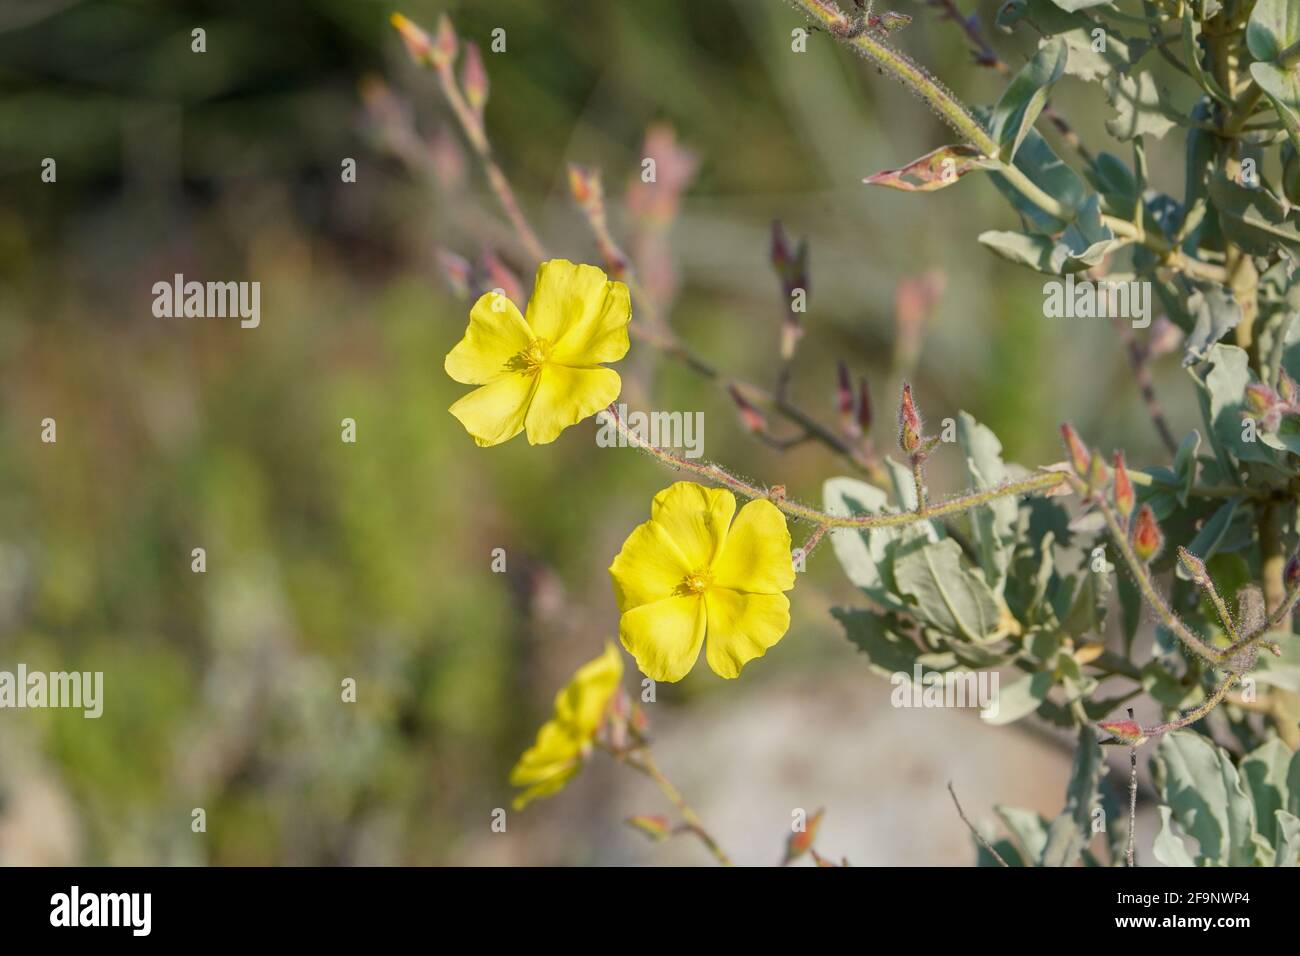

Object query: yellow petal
[553,640,624,736]
[448,372,538,447]
[703,588,791,679]
[712,498,795,594]
[524,364,621,445]
[609,520,693,612]
[509,720,584,810]
[619,594,706,682]
[445,290,533,385]
[524,259,631,366]
[649,482,735,571]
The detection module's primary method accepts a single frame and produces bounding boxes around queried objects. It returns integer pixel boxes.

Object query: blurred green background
[0,0,1191,864]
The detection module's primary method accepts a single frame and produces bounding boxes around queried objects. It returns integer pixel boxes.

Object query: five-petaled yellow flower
[509,641,624,810]
[609,482,795,682]
[446,259,631,447]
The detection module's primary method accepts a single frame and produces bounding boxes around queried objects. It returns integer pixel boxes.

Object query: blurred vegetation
[0,0,1188,863]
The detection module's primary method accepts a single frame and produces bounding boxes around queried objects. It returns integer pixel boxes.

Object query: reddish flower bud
[1098,719,1148,745]
[770,220,791,274]
[1131,504,1163,563]
[567,163,601,210]
[836,361,853,417]
[1087,447,1109,493]
[389,13,433,63]
[782,808,824,865]
[1112,450,1135,519]
[728,385,767,434]
[898,381,923,455]
[1285,551,1300,592]
[1176,546,1208,584]
[433,13,458,67]
[1060,423,1090,477]
[1245,382,1279,416]
[625,815,672,842]
[460,41,488,114]
[856,377,873,435]
[1280,371,1298,407]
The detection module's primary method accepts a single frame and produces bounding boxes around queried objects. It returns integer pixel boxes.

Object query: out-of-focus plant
[390,0,1300,866]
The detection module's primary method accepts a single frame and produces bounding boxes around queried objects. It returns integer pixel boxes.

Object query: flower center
[679,569,713,595]
[517,338,550,372]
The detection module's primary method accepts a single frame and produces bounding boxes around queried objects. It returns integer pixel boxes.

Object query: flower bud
[835,362,857,437]
[1087,447,1109,494]
[857,377,873,435]
[625,815,672,842]
[1245,382,1279,416]
[728,385,767,434]
[1060,423,1090,477]
[1285,551,1300,592]
[1112,450,1135,519]
[433,13,458,68]
[1131,504,1163,564]
[1097,719,1148,746]
[460,41,488,115]
[567,163,601,210]
[1280,371,1298,407]
[898,381,923,455]
[1176,546,1207,584]
[389,13,433,63]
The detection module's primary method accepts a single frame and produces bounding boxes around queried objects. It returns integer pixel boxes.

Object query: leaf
[1250,63,1300,154]
[1041,726,1104,866]
[1203,343,1278,464]
[978,230,1060,273]
[998,0,1131,82]
[982,119,1088,234]
[1171,429,1201,507]
[893,538,1005,642]
[1246,0,1300,61]
[832,607,952,679]
[995,805,1051,864]
[1182,287,1243,367]
[1104,71,1176,141]
[1253,629,1300,692]
[1182,498,1242,570]
[1049,194,1118,272]
[990,36,1068,161]
[1208,172,1300,256]
[1155,730,1258,866]
[823,476,937,613]
[1276,811,1300,866]
[1240,737,1295,849]
[1048,0,1114,10]
[982,670,1053,726]
[1153,805,1198,866]
[956,411,1018,591]
[864,145,994,192]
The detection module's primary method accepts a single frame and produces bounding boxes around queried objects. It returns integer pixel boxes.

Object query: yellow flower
[509,641,624,810]
[609,481,795,682]
[446,259,631,447]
